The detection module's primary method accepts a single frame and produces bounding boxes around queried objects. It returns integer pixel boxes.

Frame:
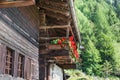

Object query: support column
[39,9,48,80]
[39,54,47,80]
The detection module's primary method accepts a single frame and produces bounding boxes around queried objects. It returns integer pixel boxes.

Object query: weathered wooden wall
[0,6,39,47]
[0,20,38,59]
[0,11,39,80]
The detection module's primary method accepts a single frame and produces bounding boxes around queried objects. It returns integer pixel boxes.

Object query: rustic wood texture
[39,54,46,80]
[0,21,38,59]
[24,57,32,79]
[0,0,35,8]
[0,6,39,46]
[38,0,78,66]
[57,64,76,69]
[13,51,19,77]
[39,25,70,29]
[39,2,69,16]
[0,44,6,74]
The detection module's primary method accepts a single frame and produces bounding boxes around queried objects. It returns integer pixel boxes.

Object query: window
[17,54,24,78]
[5,48,14,75]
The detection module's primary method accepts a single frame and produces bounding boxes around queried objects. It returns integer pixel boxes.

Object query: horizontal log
[39,37,66,40]
[57,64,76,69]
[40,0,68,8]
[39,25,70,29]
[39,2,70,16]
[45,10,71,21]
[47,44,64,50]
[0,0,35,8]
[47,49,69,57]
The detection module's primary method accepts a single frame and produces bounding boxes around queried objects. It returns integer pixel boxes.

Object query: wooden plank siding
[0,6,39,47]
[0,44,6,74]
[0,18,38,60]
[0,21,39,80]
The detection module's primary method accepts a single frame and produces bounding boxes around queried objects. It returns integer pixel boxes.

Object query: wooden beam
[39,25,70,29]
[47,49,69,57]
[39,2,70,16]
[0,0,35,8]
[39,37,66,40]
[40,0,68,8]
[45,10,71,21]
[57,64,76,69]
[46,15,71,25]
[47,44,66,50]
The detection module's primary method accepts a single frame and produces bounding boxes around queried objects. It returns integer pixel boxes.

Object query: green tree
[96,32,115,63]
[102,60,113,77]
[74,0,120,77]
[81,37,102,75]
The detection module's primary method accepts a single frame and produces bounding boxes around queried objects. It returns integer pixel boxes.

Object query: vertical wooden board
[24,57,27,79]
[0,43,2,73]
[24,57,31,80]
[31,60,39,80]
[27,58,31,80]
[0,44,6,74]
[13,51,19,77]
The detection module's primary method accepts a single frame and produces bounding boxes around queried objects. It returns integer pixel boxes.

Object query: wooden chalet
[0,0,81,80]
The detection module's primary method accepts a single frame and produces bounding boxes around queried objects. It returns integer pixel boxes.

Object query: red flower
[69,36,74,41]
[72,45,77,50]
[70,41,75,45]
[58,39,62,44]
[73,50,77,54]
[74,50,79,58]
[75,52,79,59]
[61,37,66,42]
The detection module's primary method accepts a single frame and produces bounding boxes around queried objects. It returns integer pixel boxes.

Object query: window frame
[5,47,15,76]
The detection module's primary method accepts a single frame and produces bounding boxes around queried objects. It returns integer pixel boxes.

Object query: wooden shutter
[24,57,31,80]
[17,54,25,78]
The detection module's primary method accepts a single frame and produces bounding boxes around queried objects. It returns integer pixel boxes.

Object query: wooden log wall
[0,19,39,79]
[0,6,39,47]
[0,22,38,59]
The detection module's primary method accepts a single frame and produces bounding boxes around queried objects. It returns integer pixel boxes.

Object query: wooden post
[39,54,47,80]
[39,9,48,80]
[0,44,6,74]
[13,51,19,77]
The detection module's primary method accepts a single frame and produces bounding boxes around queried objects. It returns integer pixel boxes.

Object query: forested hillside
[67,0,120,79]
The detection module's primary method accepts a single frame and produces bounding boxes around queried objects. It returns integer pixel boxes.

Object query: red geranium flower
[58,39,62,44]
[69,36,74,41]
[72,45,77,50]
[61,37,66,42]
[70,41,75,45]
